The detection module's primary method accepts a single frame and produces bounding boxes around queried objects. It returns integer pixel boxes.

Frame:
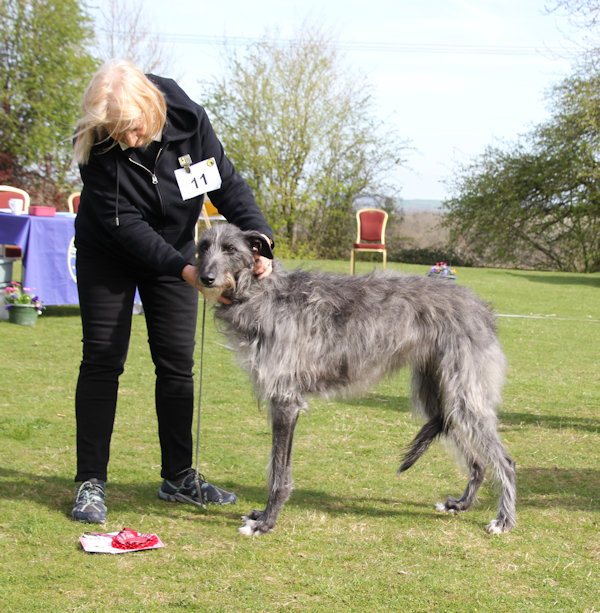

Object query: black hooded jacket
[74,75,273,278]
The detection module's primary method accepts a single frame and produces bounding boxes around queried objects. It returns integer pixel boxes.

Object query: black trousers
[75,251,198,482]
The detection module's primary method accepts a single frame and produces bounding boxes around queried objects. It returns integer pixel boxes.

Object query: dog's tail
[397,414,445,473]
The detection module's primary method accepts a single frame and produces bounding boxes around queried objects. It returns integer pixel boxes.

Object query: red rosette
[111,528,159,550]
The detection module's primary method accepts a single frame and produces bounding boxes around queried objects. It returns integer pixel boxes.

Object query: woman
[71,59,274,524]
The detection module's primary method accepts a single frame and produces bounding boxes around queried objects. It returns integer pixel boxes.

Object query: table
[0,211,78,305]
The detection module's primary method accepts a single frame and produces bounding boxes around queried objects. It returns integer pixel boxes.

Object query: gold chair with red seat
[350,208,388,274]
[67,191,81,214]
[0,185,31,258]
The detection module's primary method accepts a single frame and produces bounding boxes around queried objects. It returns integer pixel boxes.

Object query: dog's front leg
[240,400,301,536]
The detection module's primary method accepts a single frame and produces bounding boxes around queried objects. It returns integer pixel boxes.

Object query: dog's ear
[245,231,274,259]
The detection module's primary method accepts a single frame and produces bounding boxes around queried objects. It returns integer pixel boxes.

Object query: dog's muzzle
[199,273,217,287]
[196,271,236,303]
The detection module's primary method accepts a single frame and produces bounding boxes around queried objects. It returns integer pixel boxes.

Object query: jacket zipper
[128,147,165,214]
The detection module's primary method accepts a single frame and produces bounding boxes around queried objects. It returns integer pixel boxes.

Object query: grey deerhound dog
[195,224,516,536]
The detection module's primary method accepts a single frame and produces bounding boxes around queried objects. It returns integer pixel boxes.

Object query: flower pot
[7,304,39,326]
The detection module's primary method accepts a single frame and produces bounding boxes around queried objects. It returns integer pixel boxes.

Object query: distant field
[395,208,448,250]
[401,198,442,212]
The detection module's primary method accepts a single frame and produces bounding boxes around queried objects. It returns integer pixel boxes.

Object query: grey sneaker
[71,478,107,524]
[158,469,237,507]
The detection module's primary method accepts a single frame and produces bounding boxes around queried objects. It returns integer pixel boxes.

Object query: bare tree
[547,0,600,27]
[92,0,175,74]
[546,0,600,54]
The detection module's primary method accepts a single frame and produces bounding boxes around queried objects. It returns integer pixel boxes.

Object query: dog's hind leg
[403,363,483,512]
[404,365,485,519]
[408,373,487,514]
[481,431,517,534]
[435,437,486,513]
[437,410,516,533]
[240,399,301,536]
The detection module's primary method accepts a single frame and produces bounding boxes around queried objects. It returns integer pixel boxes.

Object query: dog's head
[195,225,273,302]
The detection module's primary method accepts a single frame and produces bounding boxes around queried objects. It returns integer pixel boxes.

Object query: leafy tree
[443,65,600,272]
[0,0,97,206]
[203,28,407,258]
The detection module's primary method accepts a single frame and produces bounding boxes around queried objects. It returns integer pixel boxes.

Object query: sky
[103,0,582,201]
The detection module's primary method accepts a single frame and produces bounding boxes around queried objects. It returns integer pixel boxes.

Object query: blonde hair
[73,59,167,164]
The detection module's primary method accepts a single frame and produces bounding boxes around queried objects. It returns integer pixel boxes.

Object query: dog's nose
[200,274,216,287]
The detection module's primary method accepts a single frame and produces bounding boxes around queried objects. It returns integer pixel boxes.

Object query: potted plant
[427,262,457,280]
[3,282,44,325]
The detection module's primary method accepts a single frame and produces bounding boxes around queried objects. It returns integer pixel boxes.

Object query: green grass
[1,260,599,612]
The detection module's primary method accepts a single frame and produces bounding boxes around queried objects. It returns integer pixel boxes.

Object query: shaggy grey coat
[196,224,517,536]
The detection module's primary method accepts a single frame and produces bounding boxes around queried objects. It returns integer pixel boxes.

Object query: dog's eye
[224,244,236,254]
[197,243,208,254]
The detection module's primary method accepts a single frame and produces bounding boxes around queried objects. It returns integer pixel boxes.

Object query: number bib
[174,157,222,200]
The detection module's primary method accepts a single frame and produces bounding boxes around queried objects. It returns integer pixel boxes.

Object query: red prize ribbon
[111,528,159,550]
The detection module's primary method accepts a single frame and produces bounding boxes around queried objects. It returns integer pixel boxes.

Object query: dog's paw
[486,518,513,534]
[239,517,261,536]
[238,512,273,536]
[435,501,458,514]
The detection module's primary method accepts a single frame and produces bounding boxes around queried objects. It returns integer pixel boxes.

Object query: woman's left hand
[253,254,273,279]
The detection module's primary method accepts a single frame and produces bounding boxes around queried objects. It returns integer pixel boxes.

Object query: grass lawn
[1,259,598,612]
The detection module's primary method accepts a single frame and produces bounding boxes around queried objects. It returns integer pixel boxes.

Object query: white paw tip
[435,502,448,513]
[486,520,504,534]
[238,518,258,536]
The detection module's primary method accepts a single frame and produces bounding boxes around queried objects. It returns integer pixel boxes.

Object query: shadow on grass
[0,466,244,527]
[341,396,600,434]
[500,410,600,434]
[505,272,600,288]
[517,467,599,510]
[343,393,411,413]
[0,465,436,523]
[1,461,598,523]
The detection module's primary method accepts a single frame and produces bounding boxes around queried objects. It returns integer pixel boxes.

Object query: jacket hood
[147,74,200,143]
